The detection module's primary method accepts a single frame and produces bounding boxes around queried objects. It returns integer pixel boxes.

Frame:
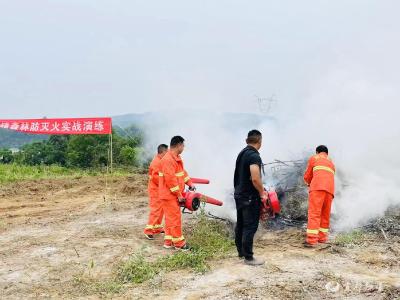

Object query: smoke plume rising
[142,65,400,230]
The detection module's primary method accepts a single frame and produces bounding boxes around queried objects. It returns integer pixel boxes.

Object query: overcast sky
[0,0,399,118]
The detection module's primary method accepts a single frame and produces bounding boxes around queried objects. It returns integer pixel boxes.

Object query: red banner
[0,118,112,135]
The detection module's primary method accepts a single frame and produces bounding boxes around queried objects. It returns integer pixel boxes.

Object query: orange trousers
[161,198,185,247]
[144,196,164,235]
[306,190,333,245]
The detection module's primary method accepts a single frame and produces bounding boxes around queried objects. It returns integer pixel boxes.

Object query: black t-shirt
[233,145,263,207]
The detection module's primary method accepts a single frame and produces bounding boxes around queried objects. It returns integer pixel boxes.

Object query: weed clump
[117,253,157,284]
[117,213,234,284]
[73,213,234,296]
[334,230,366,247]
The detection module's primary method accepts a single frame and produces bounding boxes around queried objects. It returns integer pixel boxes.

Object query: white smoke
[142,66,400,230]
[141,111,255,221]
[285,70,400,230]
[141,16,400,230]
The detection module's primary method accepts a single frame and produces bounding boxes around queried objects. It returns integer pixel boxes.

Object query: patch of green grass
[117,253,158,284]
[156,249,209,273]
[0,164,131,183]
[187,213,234,257]
[334,230,366,246]
[117,213,235,284]
[73,213,235,296]
[0,164,89,183]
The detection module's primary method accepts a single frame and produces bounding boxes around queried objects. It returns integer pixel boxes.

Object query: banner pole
[110,131,113,173]
[107,134,110,174]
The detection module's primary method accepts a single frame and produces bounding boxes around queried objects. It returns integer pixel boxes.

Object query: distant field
[0,164,132,183]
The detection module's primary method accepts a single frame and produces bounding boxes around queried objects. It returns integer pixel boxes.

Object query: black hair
[157,144,168,154]
[170,136,185,147]
[246,129,262,144]
[316,145,329,154]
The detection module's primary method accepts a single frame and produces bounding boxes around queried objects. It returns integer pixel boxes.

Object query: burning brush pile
[363,205,400,237]
[264,158,400,237]
[263,158,309,226]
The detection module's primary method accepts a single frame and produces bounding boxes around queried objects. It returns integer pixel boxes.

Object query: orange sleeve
[162,160,181,196]
[183,170,193,187]
[151,164,160,186]
[303,157,314,185]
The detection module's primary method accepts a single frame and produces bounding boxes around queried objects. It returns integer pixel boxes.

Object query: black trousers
[235,198,261,260]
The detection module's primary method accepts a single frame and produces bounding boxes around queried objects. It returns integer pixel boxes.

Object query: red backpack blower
[260,189,281,220]
[180,177,223,212]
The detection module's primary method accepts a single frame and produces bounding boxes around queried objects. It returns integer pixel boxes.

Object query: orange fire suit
[159,150,193,248]
[144,154,164,235]
[304,152,335,245]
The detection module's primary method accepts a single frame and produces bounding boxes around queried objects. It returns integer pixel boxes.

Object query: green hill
[0,129,48,149]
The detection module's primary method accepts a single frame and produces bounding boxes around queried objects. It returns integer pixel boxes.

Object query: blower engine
[180,177,223,212]
[263,189,281,219]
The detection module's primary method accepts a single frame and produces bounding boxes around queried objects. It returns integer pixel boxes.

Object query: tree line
[0,126,144,168]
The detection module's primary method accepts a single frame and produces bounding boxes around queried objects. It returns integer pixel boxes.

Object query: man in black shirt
[234,129,267,266]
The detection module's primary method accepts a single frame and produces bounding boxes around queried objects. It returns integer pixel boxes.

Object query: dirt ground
[1,175,399,299]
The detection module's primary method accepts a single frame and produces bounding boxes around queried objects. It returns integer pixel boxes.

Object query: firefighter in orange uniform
[159,136,195,251]
[303,145,335,247]
[144,144,169,240]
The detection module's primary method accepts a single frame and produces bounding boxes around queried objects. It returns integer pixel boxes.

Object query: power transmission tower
[255,94,277,114]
